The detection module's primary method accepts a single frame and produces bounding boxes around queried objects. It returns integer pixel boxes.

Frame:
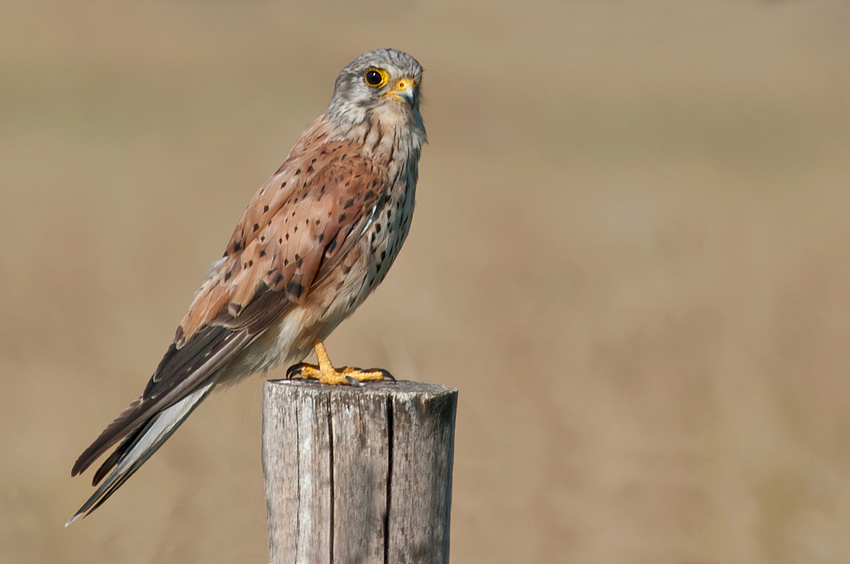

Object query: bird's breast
[311,154,418,342]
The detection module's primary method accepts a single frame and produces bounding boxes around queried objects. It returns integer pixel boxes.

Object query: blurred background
[2,1,850,562]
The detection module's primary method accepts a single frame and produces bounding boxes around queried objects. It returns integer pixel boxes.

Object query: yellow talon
[286,341,394,385]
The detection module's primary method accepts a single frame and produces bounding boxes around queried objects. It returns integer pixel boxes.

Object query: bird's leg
[286,341,394,386]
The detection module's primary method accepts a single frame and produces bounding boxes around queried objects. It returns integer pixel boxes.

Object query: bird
[66,48,426,526]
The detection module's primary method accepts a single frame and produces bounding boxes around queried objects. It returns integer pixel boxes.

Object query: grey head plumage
[326,48,423,126]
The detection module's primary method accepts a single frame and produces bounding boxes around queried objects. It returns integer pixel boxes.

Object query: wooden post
[262,379,457,564]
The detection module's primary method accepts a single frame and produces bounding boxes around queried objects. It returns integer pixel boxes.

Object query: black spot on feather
[286,281,305,298]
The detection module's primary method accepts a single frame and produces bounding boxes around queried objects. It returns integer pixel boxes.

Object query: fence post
[262,379,457,564]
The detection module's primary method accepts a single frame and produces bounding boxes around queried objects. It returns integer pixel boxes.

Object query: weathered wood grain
[262,380,457,564]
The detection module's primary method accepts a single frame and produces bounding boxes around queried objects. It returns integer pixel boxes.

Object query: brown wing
[177,136,386,342]
[72,129,387,478]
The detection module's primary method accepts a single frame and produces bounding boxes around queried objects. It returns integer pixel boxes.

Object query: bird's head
[327,48,423,127]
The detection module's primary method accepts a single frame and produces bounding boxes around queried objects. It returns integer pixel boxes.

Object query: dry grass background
[2,1,850,563]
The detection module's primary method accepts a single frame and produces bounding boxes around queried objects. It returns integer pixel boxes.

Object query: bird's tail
[65,377,218,527]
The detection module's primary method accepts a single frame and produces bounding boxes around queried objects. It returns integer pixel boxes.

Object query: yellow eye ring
[364,68,389,88]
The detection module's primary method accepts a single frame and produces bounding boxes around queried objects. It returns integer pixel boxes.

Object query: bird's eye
[364,68,389,88]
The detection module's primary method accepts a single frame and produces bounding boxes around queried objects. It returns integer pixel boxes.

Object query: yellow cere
[394,78,414,92]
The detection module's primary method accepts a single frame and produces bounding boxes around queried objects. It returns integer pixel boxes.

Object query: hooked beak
[381,77,418,107]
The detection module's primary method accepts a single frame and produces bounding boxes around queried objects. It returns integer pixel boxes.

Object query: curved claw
[368,368,395,382]
[286,363,317,380]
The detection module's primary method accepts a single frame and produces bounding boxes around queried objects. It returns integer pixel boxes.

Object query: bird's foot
[286,341,394,386]
[286,363,393,386]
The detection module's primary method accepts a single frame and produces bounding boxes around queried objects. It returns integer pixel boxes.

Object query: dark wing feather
[91,423,146,485]
[71,327,251,477]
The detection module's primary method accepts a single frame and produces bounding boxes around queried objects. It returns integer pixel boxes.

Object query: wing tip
[70,397,150,480]
[71,446,99,478]
[71,456,88,478]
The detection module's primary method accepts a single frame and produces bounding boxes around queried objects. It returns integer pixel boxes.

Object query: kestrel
[67,48,426,526]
